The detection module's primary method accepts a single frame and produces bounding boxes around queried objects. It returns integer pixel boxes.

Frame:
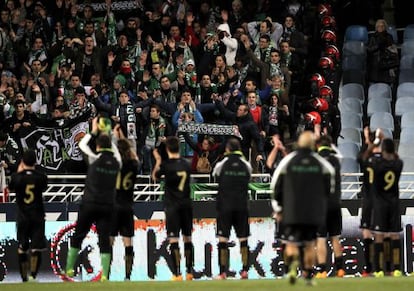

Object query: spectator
[367,19,398,85]
[0,131,20,175]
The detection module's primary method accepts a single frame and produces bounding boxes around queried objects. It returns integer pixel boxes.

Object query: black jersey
[9,169,48,214]
[212,152,252,211]
[318,147,341,210]
[371,156,403,201]
[155,158,192,208]
[115,159,139,206]
[358,152,382,200]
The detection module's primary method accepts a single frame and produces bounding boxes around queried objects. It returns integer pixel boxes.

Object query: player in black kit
[152,136,194,281]
[110,126,140,281]
[364,137,403,278]
[64,117,121,281]
[212,138,252,280]
[9,149,48,282]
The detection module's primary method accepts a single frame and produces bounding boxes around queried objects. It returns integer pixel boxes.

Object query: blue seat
[342,41,367,57]
[388,25,399,43]
[340,83,365,103]
[340,111,363,130]
[399,128,414,145]
[342,55,366,71]
[338,128,362,146]
[369,111,394,132]
[399,69,414,84]
[397,82,414,99]
[395,96,414,117]
[338,142,360,159]
[367,98,391,117]
[368,83,392,101]
[401,40,414,56]
[401,111,414,129]
[403,24,414,41]
[345,25,369,44]
[400,55,414,70]
[341,70,366,86]
[338,97,363,116]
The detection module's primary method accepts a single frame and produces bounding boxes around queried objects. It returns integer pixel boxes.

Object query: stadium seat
[342,55,366,71]
[338,128,362,146]
[401,111,414,129]
[344,25,369,44]
[367,83,392,101]
[398,143,414,157]
[396,82,414,99]
[338,97,363,116]
[402,157,414,172]
[395,96,414,117]
[342,41,367,57]
[340,111,363,130]
[399,128,414,144]
[380,128,393,139]
[367,97,391,117]
[341,69,366,86]
[387,25,399,43]
[403,24,414,42]
[401,40,414,56]
[398,69,414,84]
[399,55,414,70]
[340,83,365,103]
[369,111,394,132]
[337,142,360,159]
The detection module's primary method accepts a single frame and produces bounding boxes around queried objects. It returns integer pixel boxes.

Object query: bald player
[270,131,335,285]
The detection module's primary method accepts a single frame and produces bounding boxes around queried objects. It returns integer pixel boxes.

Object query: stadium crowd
[0,0,399,175]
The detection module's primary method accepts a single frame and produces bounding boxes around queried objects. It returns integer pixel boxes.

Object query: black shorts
[360,196,373,229]
[165,206,193,238]
[216,210,250,239]
[17,212,47,251]
[317,207,342,237]
[370,200,401,233]
[111,205,134,237]
[280,224,318,244]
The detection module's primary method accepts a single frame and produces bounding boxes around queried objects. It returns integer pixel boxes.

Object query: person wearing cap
[9,149,48,282]
[271,131,335,285]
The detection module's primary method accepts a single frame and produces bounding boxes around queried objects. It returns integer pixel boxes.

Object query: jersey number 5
[24,184,35,204]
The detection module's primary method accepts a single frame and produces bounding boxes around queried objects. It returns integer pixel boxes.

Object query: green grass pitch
[1,276,414,291]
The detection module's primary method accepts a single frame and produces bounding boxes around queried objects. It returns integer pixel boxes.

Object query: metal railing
[2,172,414,203]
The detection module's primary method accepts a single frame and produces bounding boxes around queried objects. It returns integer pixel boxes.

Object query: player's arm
[151,148,162,181]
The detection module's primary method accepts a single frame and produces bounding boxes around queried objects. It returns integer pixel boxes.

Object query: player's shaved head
[297,131,315,149]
